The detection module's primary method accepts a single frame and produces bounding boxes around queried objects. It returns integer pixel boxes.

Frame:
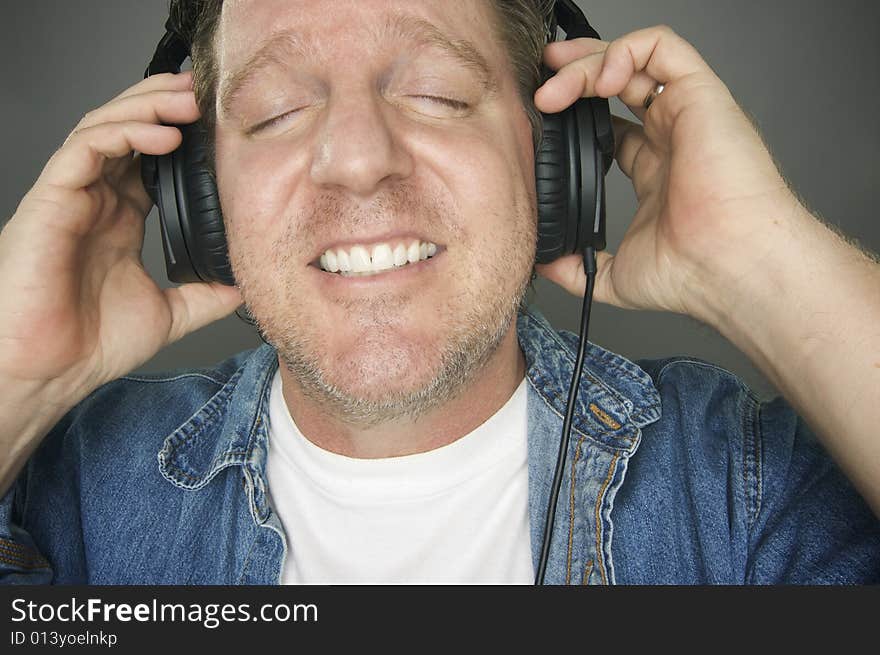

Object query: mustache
[287,182,462,253]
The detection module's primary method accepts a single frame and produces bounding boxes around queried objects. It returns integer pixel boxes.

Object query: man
[0,0,877,584]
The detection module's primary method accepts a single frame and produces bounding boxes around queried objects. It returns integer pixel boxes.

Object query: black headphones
[141,0,613,285]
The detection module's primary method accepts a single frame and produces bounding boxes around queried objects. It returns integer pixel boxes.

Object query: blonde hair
[167,0,554,168]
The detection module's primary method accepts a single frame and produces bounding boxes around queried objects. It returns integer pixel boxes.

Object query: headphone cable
[535,245,598,585]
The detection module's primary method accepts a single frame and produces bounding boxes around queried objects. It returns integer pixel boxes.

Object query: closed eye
[414,95,470,110]
[248,95,470,135]
[247,107,305,135]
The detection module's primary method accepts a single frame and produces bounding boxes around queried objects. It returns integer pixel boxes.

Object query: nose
[309,90,414,196]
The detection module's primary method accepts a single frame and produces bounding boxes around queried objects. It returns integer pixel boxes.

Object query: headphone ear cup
[176,121,235,285]
[535,110,575,264]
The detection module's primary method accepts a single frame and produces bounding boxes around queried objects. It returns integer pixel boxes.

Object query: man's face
[214,0,537,425]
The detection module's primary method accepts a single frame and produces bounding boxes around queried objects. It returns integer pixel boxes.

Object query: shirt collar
[518,304,661,452]
[158,342,278,522]
[158,304,660,505]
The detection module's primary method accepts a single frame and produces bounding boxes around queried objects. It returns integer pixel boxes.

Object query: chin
[325,333,442,395]
[241,239,531,425]
[275,314,503,427]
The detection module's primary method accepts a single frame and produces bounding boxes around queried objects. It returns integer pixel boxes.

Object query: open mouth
[312,238,444,278]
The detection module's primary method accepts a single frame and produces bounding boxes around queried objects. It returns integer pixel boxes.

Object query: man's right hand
[0,71,241,494]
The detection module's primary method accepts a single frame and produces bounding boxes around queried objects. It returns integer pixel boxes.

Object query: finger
[611,114,656,200]
[110,70,193,103]
[116,152,155,217]
[612,115,643,173]
[535,254,585,297]
[594,25,715,121]
[536,25,714,121]
[71,89,200,135]
[164,282,243,344]
[76,88,199,188]
[40,121,182,190]
[595,25,712,94]
[535,51,656,118]
[542,37,607,71]
[614,71,658,123]
[535,49,605,113]
[534,250,621,307]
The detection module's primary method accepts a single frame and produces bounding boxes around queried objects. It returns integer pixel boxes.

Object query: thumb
[535,250,619,304]
[592,250,620,306]
[535,253,585,297]
[163,282,243,344]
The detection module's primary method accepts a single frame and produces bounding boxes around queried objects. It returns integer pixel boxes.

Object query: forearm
[703,205,880,515]
[0,380,75,498]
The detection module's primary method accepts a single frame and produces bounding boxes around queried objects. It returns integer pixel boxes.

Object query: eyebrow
[382,14,495,87]
[219,30,312,117]
[219,14,496,117]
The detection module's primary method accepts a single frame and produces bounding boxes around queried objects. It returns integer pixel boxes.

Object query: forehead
[216,0,503,72]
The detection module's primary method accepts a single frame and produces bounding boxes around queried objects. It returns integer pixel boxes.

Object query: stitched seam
[243,466,262,527]
[0,549,49,570]
[740,392,765,533]
[582,559,594,586]
[122,372,227,385]
[0,554,46,569]
[524,313,632,408]
[0,543,45,563]
[745,397,756,529]
[744,399,765,586]
[245,411,273,522]
[595,452,619,586]
[0,543,34,557]
[754,402,763,522]
[526,377,611,449]
[237,462,267,582]
[527,367,646,448]
[0,538,31,553]
[246,413,268,464]
[160,350,277,491]
[532,366,625,418]
[163,364,248,457]
[159,366,250,483]
[589,403,622,430]
[742,395,752,528]
[237,533,261,584]
[0,553,46,567]
[165,450,249,483]
[521,309,661,420]
[165,394,230,456]
[545,321,646,386]
[655,358,751,396]
[566,437,586,585]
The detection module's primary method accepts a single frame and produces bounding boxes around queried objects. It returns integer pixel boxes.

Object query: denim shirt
[2,306,878,584]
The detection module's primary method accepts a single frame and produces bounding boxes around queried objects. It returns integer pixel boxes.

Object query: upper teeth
[319,240,438,275]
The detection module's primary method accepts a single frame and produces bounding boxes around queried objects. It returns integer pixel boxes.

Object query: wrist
[687,199,877,390]
[0,377,81,497]
[681,193,812,333]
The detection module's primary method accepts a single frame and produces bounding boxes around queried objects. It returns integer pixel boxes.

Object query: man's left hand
[534,25,880,517]
[534,25,805,326]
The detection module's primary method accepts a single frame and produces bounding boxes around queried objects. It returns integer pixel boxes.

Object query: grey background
[2,1,878,399]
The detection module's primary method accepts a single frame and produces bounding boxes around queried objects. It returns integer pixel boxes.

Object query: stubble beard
[231,185,536,429]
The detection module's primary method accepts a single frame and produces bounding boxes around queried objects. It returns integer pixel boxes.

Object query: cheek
[215,133,309,247]
[215,147,296,307]
[412,114,536,248]
[405,130,535,306]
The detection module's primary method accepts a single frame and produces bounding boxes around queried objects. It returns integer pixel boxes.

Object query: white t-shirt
[265,369,533,584]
